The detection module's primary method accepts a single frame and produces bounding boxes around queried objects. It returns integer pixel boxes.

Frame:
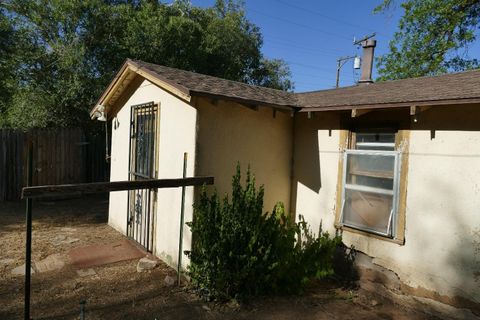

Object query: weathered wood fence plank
[0,128,108,201]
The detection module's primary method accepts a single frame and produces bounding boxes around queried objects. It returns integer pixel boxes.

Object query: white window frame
[340,149,402,238]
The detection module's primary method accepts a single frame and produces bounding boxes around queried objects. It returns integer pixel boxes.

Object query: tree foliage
[0,0,292,129]
[375,0,480,80]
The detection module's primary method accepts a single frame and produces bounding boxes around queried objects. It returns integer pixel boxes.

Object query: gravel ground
[0,196,439,320]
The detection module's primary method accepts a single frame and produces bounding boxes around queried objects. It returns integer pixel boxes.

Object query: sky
[190,0,405,92]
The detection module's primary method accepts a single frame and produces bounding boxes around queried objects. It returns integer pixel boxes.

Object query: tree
[250,58,293,91]
[0,0,292,129]
[0,11,15,127]
[375,0,480,81]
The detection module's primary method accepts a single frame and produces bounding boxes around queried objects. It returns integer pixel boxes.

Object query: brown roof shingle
[98,59,480,115]
[130,59,298,108]
[297,68,480,110]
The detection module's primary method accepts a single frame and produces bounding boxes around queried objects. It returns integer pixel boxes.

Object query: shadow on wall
[292,104,480,213]
[291,112,344,211]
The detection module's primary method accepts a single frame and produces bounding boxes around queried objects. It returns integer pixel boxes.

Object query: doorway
[127,102,158,252]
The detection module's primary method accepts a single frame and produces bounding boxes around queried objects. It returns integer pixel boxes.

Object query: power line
[352,65,359,84]
[292,72,338,82]
[286,60,336,73]
[293,81,341,92]
[294,82,333,87]
[265,43,340,58]
[271,0,388,39]
[263,37,346,56]
[249,8,353,41]
[262,33,348,53]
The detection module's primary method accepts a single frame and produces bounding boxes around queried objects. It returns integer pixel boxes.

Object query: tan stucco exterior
[108,78,294,271]
[292,105,480,311]
[105,70,479,314]
[194,97,293,213]
[109,78,197,270]
[291,111,341,235]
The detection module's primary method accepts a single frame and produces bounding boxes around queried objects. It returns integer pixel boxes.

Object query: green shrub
[186,164,342,301]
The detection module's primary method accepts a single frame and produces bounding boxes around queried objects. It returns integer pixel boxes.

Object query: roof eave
[90,59,192,120]
[190,91,298,111]
[90,59,131,119]
[299,97,480,112]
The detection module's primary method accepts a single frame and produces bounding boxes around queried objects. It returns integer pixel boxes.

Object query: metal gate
[127,102,158,252]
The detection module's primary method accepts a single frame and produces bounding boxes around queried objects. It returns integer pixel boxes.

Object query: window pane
[343,189,393,235]
[346,153,395,190]
[351,175,393,190]
[356,145,395,151]
[356,132,395,143]
[355,133,395,151]
[341,150,399,237]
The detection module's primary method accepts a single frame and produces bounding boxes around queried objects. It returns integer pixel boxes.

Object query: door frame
[126,101,160,252]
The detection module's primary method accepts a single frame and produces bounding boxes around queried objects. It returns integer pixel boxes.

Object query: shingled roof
[129,59,297,108]
[92,59,480,118]
[297,68,480,111]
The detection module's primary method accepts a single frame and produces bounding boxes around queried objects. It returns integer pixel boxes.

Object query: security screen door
[127,102,158,252]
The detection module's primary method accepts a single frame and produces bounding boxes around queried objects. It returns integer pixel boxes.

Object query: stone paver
[76,268,97,277]
[11,264,35,276]
[137,257,158,272]
[164,275,176,286]
[34,254,66,273]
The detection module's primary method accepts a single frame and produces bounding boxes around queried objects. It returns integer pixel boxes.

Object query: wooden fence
[0,128,109,201]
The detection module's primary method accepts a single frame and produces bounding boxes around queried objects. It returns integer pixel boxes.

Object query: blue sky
[191,0,404,92]
[189,1,480,92]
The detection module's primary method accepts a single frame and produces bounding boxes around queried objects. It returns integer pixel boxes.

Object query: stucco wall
[195,98,293,214]
[292,105,480,308]
[109,78,197,270]
[291,112,341,236]
[154,83,197,270]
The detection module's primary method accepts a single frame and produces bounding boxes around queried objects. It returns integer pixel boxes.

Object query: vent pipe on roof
[358,39,376,84]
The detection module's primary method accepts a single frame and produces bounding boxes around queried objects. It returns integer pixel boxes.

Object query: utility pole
[336,56,356,88]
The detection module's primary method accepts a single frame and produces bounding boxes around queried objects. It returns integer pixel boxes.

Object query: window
[340,131,401,238]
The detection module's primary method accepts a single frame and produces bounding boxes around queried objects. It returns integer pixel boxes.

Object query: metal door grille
[127,102,158,252]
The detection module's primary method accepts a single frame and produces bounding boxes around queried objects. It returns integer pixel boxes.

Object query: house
[91,45,480,316]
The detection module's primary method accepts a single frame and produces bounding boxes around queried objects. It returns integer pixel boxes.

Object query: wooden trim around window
[334,129,410,245]
[394,130,409,244]
[334,130,349,232]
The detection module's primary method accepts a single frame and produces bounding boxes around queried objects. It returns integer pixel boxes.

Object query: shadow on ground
[0,196,439,320]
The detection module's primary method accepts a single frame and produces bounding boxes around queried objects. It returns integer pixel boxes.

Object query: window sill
[335,224,405,245]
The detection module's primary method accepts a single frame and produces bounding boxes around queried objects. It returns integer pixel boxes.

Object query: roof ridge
[131,59,297,98]
[127,59,480,110]
[296,85,357,95]
[296,68,480,95]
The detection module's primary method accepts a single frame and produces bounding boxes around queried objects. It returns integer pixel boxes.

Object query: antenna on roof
[353,33,376,46]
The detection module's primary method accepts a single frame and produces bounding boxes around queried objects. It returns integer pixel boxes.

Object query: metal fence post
[24,140,33,320]
[177,152,187,286]
[79,300,86,320]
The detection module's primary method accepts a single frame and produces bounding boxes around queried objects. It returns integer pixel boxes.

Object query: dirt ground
[0,196,439,320]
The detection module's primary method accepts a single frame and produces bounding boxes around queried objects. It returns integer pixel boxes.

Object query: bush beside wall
[186,165,343,301]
